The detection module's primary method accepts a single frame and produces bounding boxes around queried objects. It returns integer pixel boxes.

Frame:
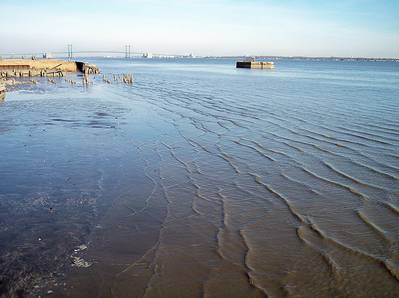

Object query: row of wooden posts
[0,69,65,78]
[50,73,134,87]
[1,72,134,88]
[102,74,134,85]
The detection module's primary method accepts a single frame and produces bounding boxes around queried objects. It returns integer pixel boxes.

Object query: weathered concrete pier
[236,61,275,69]
[75,62,100,75]
[0,59,99,78]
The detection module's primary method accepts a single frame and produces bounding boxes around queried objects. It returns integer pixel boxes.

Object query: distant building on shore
[42,52,52,59]
[143,53,153,59]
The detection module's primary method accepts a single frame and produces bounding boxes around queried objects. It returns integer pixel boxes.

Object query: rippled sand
[0,59,398,297]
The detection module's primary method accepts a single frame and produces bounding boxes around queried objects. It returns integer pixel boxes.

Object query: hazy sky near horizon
[1,0,398,57]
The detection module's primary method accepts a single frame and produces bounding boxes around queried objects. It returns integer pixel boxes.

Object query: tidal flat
[0,58,398,297]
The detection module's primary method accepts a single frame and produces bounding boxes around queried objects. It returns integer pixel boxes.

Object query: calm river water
[0,58,398,297]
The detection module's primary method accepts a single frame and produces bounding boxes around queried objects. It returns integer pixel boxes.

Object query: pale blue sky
[0,0,398,57]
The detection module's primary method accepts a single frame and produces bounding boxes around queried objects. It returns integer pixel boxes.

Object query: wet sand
[0,58,398,297]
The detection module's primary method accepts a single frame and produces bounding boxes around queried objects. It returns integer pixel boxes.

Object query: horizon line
[1,52,398,60]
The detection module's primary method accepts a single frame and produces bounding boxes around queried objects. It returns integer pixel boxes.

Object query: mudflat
[0,58,398,298]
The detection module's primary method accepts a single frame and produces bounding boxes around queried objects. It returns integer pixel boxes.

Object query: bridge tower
[125,45,131,59]
[67,44,73,60]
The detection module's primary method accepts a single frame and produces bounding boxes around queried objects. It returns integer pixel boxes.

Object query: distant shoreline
[205,56,399,62]
[1,55,398,62]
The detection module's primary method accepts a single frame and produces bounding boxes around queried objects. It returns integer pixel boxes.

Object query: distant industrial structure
[42,52,52,59]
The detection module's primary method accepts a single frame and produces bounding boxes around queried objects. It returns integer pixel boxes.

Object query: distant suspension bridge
[0,44,194,59]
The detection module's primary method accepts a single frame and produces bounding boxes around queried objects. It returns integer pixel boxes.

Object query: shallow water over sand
[0,58,399,297]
